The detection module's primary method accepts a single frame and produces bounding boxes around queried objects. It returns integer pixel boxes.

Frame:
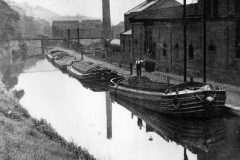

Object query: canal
[10,57,240,160]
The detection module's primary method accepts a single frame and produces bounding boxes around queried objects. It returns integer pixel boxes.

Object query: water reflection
[1,53,44,90]
[111,93,240,160]
[7,54,240,160]
[77,80,110,92]
[106,92,112,139]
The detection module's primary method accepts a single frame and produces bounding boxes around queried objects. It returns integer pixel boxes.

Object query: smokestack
[102,0,112,39]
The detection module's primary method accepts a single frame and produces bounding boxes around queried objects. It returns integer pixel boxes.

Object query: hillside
[5,0,94,23]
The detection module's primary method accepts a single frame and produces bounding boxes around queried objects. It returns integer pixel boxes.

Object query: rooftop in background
[125,0,181,15]
[121,30,132,36]
[110,39,120,46]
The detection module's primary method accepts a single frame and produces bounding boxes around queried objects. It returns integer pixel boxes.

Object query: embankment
[0,44,96,160]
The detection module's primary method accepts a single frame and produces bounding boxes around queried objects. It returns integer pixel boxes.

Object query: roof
[125,0,159,15]
[125,0,181,15]
[129,0,182,20]
[110,39,120,46]
[121,30,132,36]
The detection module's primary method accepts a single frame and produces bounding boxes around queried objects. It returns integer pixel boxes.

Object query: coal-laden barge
[110,76,226,117]
[67,60,120,82]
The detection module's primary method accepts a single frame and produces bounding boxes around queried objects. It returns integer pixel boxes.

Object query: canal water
[11,57,240,160]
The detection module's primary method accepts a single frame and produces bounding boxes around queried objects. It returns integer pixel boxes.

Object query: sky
[11,0,194,25]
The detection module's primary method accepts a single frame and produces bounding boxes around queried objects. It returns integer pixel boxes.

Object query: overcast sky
[11,0,194,25]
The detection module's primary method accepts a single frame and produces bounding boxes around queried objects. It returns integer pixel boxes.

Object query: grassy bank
[0,81,95,160]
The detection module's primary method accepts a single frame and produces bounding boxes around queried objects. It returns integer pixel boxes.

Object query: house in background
[52,21,79,38]
[78,20,102,39]
[121,0,240,85]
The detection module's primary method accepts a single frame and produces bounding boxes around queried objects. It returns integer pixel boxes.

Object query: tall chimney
[102,0,112,39]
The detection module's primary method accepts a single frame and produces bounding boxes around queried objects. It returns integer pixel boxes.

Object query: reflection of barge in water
[110,77,226,117]
[111,93,226,153]
[77,80,110,92]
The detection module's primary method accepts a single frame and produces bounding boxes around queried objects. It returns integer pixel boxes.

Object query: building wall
[52,20,103,39]
[130,20,240,84]
[120,35,132,63]
[122,0,240,85]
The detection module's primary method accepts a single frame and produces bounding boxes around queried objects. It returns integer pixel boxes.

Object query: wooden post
[183,0,187,82]
[41,40,44,54]
[81,49,84,60]
[130,63,133,75]
[202,0,207,83]
[77,28,80,44]
[67,29,71,49]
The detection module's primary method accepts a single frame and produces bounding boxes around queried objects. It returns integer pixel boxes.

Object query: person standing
[136,58,140,76]
[139,58,143,76]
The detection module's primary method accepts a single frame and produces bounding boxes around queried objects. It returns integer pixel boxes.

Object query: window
[236,44,240,58]
[208,44,216,65]
[208,44,216,51]
[174,43,179,62]
[128,40,131,53]
[188,45,194,60]
[122,39,125,52]
[144,27,153,54]
[175,43,179,49]
[151,42,156,59]
[236,0,240,15]
[163,43,167,57]
[237,21,240,58]
[213,0,218,17]
[206,0,212,16]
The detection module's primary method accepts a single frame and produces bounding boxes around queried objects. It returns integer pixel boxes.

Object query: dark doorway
[188,45,194,60]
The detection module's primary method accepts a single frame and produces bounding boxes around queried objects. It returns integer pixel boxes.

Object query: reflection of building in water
[197,116,240,160]
[111,93,227,157]
[106,92,112,139]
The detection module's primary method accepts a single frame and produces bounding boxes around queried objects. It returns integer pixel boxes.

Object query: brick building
[52,20,102,39]
[121,0,240,85]
[52,21,79,38]
[78,20,102,38]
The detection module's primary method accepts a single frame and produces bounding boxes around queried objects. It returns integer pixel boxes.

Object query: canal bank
[0,80,94,160]
[0,45,95,159]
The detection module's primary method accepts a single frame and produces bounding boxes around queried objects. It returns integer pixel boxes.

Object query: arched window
[188,45,194,60]
[163,43,167,57]
[208,44,216,66]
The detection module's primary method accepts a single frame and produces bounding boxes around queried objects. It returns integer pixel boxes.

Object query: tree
[0,0,20,40]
